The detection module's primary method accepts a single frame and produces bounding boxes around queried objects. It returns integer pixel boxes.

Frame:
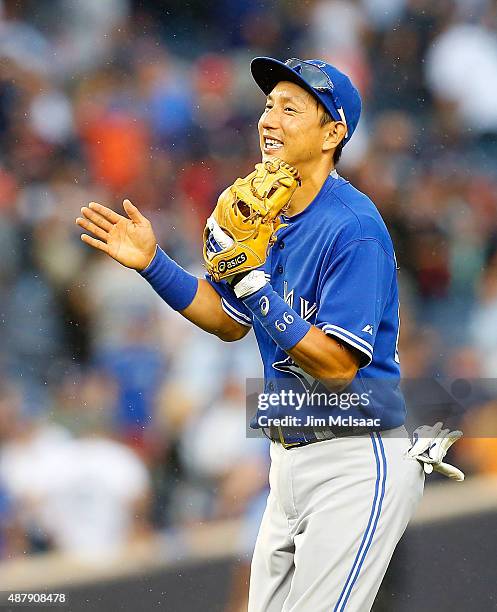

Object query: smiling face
[258,80,339,174]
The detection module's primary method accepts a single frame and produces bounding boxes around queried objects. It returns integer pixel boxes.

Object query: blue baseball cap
[251,57,362,145]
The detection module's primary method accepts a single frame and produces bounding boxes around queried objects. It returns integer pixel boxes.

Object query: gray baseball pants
[248,427,424,612]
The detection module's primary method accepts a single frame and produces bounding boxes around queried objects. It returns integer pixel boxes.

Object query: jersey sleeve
[315,239,395,368]
[204,275,253,327]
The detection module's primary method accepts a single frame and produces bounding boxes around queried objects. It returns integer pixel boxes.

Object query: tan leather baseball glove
[203,158,300,282]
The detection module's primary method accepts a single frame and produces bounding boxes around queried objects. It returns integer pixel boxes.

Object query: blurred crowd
[0,0,497,575]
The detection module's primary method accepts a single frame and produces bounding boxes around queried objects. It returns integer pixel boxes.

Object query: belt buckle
[277,425,302,449]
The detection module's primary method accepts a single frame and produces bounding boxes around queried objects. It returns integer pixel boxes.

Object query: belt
[263,424,374,449]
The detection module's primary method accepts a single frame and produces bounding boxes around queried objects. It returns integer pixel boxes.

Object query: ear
[322,121,347,152]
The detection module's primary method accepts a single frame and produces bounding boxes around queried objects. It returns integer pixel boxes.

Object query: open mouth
[263,136,283,151]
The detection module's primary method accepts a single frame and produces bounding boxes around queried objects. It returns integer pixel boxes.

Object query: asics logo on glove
[218,253,248,274]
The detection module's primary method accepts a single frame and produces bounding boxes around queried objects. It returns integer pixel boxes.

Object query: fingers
[432,430,463,458]
[87,201,126,225]
[123,199,147,224]
[80,233,110,254]
[76,216,108,242]
[433,462,465,481]
[81,206,113,232]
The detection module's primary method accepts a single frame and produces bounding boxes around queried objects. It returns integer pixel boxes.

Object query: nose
[260,106,280,131]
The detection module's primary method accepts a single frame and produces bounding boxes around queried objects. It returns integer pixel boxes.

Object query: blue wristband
[140,246,198,311]
[242,284,311,351]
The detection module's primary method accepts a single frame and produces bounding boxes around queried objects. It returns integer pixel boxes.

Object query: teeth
[265,138,283,149]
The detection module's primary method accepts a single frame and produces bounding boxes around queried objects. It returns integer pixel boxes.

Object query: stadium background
[0,0,497,610]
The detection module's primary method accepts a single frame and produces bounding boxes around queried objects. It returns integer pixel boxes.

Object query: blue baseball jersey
[207,171,405,430]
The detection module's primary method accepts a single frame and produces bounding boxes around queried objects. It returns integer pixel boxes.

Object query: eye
[284,106,296,112]
[264,103,273,111]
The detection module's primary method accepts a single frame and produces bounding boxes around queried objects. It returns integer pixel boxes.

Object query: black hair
[319,108,344,165]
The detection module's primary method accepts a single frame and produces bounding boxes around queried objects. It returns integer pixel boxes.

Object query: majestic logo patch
[218,253,247,274]
[362,324,374,335]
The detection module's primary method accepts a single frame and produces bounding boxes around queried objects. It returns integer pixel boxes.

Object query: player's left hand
[203,158,300,282]
[407,422,465,481]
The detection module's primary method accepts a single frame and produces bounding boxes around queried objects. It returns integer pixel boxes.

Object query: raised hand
[76,199,157,271]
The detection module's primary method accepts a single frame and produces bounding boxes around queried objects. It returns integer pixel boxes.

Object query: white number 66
[275,312,294,332]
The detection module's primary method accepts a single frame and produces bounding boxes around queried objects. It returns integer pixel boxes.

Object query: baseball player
[76,57,463,611]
